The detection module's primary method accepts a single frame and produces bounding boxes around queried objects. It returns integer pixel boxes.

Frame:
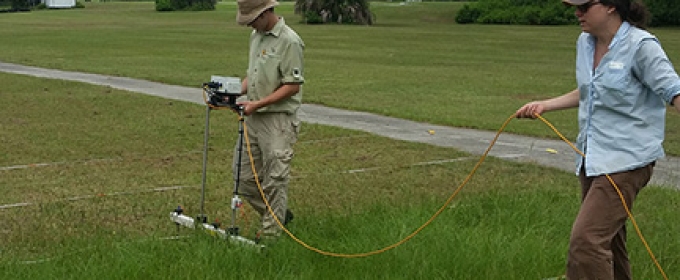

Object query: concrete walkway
[2,61,678,189]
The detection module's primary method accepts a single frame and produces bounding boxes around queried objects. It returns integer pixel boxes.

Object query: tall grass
[0,2,679,279]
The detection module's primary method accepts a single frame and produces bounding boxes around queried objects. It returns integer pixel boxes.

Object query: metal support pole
[228,109,245,236]
[170,81,262,248]
[197,105,211,224]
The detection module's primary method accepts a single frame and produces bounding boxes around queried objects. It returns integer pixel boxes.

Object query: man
[234,0,305,241]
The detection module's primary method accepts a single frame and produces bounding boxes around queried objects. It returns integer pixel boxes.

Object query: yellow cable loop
[242,114,514,258]
[238,112,669,279]
[535,115,668,280]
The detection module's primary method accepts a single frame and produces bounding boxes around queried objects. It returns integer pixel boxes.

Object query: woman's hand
[515,101,546,119]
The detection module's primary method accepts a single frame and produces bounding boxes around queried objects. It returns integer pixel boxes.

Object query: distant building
[45,0,75,8]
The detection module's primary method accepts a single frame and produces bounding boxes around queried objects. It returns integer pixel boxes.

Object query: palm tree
[294,0,374,25]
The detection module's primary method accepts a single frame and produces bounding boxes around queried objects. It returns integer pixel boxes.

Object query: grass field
[1,2,679,279]
[1,1,680,152]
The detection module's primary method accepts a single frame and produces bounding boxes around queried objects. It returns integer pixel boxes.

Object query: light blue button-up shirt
[575,22,680,176]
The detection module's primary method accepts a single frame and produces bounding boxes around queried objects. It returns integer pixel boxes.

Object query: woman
[515,0,680,279]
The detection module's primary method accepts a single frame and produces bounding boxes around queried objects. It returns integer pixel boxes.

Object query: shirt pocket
[599,62,631,92]
[598,68,639,107]
[257,53,282,83]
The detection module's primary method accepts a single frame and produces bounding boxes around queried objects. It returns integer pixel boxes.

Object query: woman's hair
[600,0,650,29]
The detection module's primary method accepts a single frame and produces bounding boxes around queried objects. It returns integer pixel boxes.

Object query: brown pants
[566,163,654,280]
[233,112,299,236]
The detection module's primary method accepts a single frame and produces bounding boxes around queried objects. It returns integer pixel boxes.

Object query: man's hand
[236,100,262,116]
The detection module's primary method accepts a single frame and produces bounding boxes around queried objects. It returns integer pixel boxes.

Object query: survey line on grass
[1,157,471,210]
[297,157,475,176]
[0,152,200,172]
[0,185,197,210]
[0,158,122,171]
[343,158,474,173]
[0,136,371,172]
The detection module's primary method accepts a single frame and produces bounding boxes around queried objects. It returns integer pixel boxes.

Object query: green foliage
[303,10,324,24]
[155,0,215,12]
[155,0,172,11]
[457,0,680,26]
[295,0,374,25]
[455,4,481,24]
[9,0,29,10]
[456,0,577,25]
[644,0,680,26]
[186,0,213,11]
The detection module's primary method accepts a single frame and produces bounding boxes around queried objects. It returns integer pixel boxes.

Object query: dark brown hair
[599,0,650,29]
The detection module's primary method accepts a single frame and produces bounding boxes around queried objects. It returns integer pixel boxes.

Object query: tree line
[2,0,678,27]
[456,0,679,27]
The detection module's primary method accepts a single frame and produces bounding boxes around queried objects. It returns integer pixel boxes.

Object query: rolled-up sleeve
[635,38,680,104]
[280,41,304,85]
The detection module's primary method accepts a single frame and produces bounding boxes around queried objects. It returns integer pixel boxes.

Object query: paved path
[2,61,678,189]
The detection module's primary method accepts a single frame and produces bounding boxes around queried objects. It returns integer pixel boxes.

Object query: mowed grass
[1,1,680,154]
[0,2,679,279]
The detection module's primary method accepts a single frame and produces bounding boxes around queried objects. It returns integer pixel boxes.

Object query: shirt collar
[264,17,285,37]
[609,21,630,49]
[586,21,631,49]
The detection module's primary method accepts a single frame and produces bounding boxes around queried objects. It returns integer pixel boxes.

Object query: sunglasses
[576,1,601,13]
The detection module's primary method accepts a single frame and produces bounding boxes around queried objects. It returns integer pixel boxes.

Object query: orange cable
[242,114,514,258]
[235,111,669,279]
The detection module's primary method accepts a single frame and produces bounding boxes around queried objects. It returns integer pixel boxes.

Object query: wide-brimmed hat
[562,0,591,5]
[237,0,279,25]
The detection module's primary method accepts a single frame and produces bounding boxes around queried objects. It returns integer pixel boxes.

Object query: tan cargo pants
[233,112,300,237]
